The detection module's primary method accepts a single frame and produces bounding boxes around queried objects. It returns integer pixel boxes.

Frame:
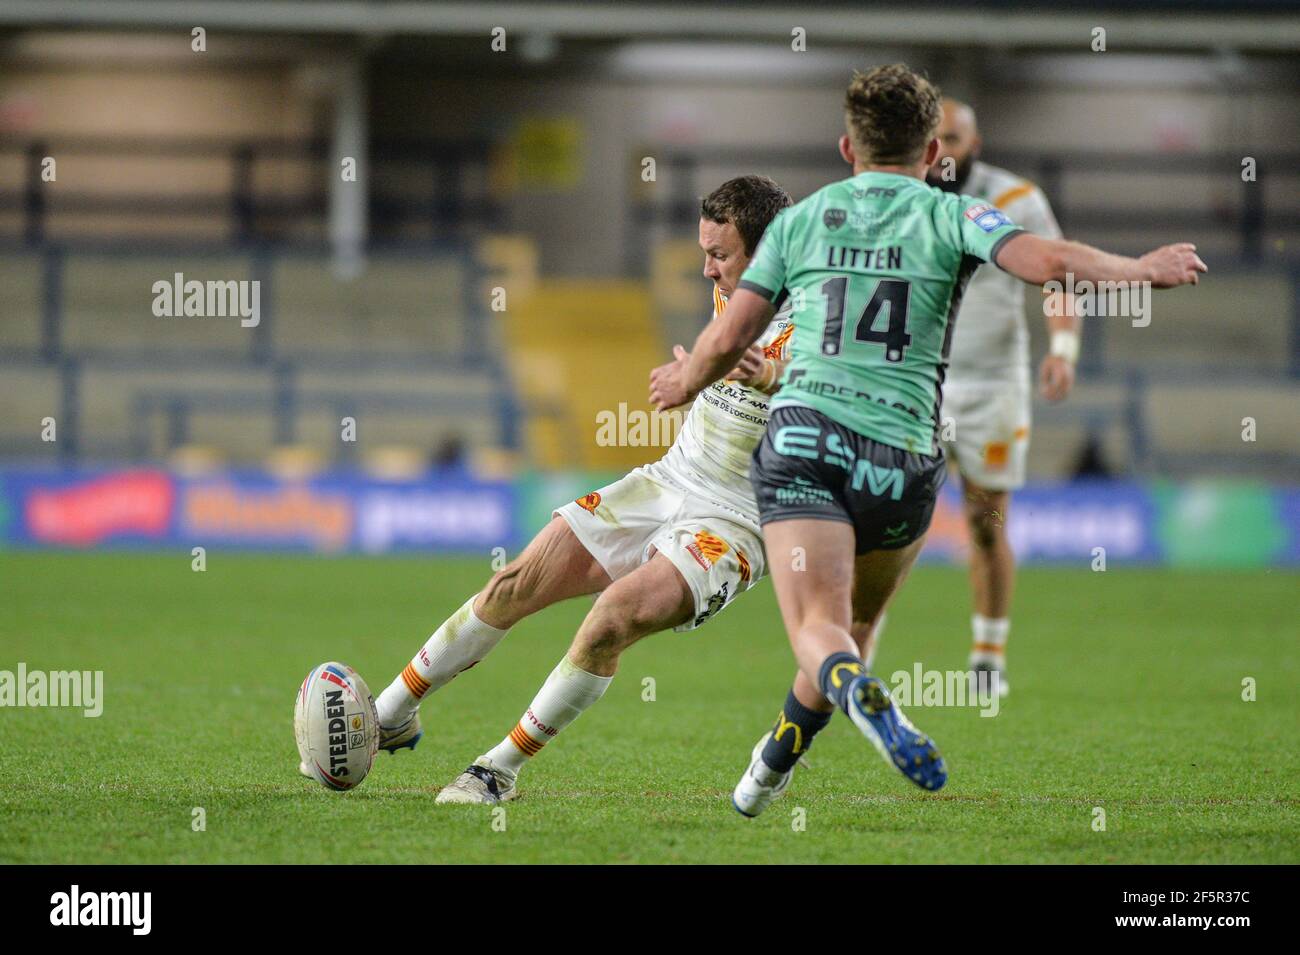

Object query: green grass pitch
[2,551,1296,864]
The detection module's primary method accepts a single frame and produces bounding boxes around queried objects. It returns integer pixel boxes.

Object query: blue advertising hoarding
[0,467,1296,567]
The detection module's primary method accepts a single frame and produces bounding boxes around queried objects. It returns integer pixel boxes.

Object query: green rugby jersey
[738,171,1025,454]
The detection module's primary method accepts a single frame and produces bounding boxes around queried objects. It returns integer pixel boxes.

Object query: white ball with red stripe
[294,662,380,791]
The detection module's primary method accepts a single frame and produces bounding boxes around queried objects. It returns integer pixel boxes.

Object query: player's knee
[575,612,629,663]
[965,498,1007,551]
[581,590,654,657]
[969,515,1004,551]
[479,557,535,622]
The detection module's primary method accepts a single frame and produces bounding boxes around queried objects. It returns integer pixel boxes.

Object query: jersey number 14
[819,277,912,363]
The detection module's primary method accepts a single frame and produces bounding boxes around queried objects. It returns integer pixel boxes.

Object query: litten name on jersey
[826,244,903,270]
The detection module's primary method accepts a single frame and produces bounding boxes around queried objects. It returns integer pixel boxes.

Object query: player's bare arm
[996,233,1207,288]
[649,287,775,410]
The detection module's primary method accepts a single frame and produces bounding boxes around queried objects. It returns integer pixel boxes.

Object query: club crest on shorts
[576,491,602,513]
[983,442,1009,469]
[686,530,730,570]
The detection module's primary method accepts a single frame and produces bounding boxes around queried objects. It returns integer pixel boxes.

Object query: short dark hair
[700,175,793,256]
[844,64,943,166]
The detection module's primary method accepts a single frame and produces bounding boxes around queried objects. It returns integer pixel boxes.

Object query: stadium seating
[0,244,516,469]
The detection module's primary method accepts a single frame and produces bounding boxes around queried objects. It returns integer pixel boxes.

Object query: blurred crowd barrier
[2,465,1297,567]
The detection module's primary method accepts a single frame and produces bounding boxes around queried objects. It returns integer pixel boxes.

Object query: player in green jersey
[649,64,1206,814]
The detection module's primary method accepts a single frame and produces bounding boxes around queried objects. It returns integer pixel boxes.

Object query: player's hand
[1038,354,1074,402]
[1139,243,1207,288]
[725,345,768,387]
[649,344,695,411]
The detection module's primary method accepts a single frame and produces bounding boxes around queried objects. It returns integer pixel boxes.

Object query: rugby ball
[294,662,380,791]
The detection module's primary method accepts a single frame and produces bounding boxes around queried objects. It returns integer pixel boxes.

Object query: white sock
[376,593,510,727]
[483,655,613,777]
[862,611,887,670]
[970,614,1010,665]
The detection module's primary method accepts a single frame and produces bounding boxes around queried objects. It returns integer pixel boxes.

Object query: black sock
[761,689,833,773]
[818,651,866,714]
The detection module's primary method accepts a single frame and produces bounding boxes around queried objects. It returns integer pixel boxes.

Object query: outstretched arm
[649,288,776,410]
[995,233,1207,289]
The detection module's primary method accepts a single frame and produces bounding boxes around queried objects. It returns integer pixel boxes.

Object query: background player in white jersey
[351,176,797,804]
[914,98,1080,696]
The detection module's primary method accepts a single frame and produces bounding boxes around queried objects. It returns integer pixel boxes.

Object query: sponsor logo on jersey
[964,203,1012,233]
[851,185,898,200]
[823,208,847,230]
[576,491,601,513]
[974,210,1011,232]
[783,371,926,424]
[847,207,908,237]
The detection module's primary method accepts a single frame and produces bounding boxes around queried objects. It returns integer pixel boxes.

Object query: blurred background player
[910,98,1079,697]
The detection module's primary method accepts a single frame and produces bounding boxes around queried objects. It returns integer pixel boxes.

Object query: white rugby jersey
[658,286,794,520]
[948,161,1063,385]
